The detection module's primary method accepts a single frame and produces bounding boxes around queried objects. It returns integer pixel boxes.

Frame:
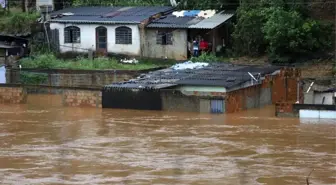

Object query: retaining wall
[63,89,102,108]
[6,68,157,87]
[0,85,102,108]
[0,86,27,104]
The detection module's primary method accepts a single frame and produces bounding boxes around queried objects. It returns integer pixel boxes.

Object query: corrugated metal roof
[50,6,175,24]
[188,12,234,29]
[147,11,234,29]
[49,15,149,24]
[147,15,203,28]
[104,63,281,90]
[51,7,121,16]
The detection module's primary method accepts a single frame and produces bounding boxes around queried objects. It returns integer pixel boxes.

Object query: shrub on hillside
[263,8,333,62]
[232,0,333,63]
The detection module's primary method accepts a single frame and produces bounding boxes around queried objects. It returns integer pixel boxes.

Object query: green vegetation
[0,11,39,35]
[20,72,48,85]
[20,54,166,70]
[70,0,239,9]
[191,53,229,63]
[232,0,333,63]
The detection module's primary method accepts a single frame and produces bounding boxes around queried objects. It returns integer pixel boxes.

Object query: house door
[96,26,107,54]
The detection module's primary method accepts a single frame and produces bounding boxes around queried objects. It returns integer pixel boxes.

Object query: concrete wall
[0,86,27,104]
[313,92,334,105]
[160,91,200,112]
[304,92,314,104]
[48,73,132,87]
[225,85,268,113]
[50,23,141,55]
[300,110,336,119]
[7,69,138,87]
[63,89,102,108]
[0,85,102,108]
[143,28,188,60]
[276,103,336,118]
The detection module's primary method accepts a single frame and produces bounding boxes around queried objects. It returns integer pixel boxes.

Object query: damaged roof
[147,11,234,29]
[49,6,175,24]
[104,63,281,91]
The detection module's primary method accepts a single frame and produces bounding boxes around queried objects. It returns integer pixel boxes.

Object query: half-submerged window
[64,26,80,43]
[156,31,173,45]
[115,26,132,44]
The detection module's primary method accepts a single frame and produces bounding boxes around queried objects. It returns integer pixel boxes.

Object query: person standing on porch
[192,38,199,57]
[199,38,209,55]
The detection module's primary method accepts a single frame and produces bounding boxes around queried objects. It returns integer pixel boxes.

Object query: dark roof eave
[48,20,140,24]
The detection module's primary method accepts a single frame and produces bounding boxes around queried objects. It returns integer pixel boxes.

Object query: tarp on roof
[147,11,234,29]
[188,11,234,29]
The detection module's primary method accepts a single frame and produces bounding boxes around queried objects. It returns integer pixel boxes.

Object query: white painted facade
[299,110,336,119]
[49,23,141,56]
[36,0,54,11]
[313,92,335,105]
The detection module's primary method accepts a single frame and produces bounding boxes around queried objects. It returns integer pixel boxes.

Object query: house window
[156,31,173,45]
[115,26,132,44]
[64,26,80,43]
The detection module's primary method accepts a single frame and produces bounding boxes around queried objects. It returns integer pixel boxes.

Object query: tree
[263,8,333,62]
[232,0,332,62]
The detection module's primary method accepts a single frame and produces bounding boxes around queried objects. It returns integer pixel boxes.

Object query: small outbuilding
[102,62,284,113]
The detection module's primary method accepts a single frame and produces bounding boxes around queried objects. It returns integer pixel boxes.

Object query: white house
[48,6,174,56]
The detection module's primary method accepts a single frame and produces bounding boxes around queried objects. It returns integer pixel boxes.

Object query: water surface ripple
[0,95,335,185]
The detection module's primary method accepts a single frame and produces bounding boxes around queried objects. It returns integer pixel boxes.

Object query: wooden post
[212,28,217,55]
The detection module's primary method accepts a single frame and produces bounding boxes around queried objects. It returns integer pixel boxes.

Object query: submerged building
[102,63,300,114]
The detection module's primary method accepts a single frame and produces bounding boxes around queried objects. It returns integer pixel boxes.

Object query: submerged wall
[0,85,102,108]
[0,86,27,104]
[276,103,336,118]
[161,91,201,112]
[63,89,102,108]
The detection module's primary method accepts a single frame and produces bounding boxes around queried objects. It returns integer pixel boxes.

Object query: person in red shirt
[199,38,209,55]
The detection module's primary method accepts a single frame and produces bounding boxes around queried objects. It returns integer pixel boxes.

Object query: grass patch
[20,54,170,70]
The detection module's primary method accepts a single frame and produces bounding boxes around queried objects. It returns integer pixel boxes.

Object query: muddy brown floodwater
[0,95,335,185]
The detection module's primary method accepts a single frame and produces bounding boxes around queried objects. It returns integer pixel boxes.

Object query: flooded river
[0,95,335,185]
